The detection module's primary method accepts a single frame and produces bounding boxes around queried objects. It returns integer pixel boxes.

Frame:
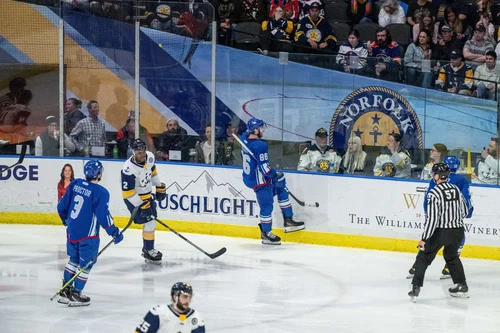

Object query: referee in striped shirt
[409,163,469,302]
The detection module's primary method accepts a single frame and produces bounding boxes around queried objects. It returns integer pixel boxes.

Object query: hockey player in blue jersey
[57,159,123,307]
[121,138,166,263]
[240,118,305,245]
[407,156,473,279]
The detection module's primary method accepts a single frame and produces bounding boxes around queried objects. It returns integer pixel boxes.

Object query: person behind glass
[259,5,294,55]
[472,137,500,185]
[63,98,85,135]
[421,143,447,180]
[435,49,473,96]
[116,117,155,159]
[404,29,434,89]
[156,117,188,161]
[436,6,471,48]
[69,100,106,156]
[433,24,460,64]
[58,163,75,201]
[413,12,435,44]
[473,50,499,100]
[373,133,411,178]
[193,123,233,165]
[366,27,401,82]
[297,128,342,173]
[336,29,368,74]
[35,116,75,157]
[339,136,367,174]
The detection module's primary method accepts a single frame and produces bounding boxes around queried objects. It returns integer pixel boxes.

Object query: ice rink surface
[1,224,500,333]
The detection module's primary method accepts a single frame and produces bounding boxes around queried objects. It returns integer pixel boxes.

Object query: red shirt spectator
[58,163,74,201]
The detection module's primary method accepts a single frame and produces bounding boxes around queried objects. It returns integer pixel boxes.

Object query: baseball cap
[45,115,57,126]
[450,49,462,59]
[441,25,452,32]
[315,128,328,137]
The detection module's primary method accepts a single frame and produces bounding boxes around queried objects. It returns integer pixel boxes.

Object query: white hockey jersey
[135,304,205,333]
[121,151,162,206]
[420,161,434,180]
[297,144,342,173]
[373,150,411,178]
[472,155,499,185]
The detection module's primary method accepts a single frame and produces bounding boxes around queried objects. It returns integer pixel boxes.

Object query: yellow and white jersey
[421,161,435,180]
[121,151,162,206]
[135,305,205,333]
[297,144,342,173]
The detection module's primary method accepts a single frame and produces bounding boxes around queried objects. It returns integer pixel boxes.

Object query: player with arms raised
[240,118,305,245]
[121,138,166,264]
[135,282,205,333]
[57,159,124,307]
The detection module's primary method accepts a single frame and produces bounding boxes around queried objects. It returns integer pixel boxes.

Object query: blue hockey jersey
[424,173,474,218]
[240,133,276,189]
[58,179,115,242]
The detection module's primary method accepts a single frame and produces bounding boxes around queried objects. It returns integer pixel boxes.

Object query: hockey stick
[49,206,139,301]
[155,218,227,259]
[231,133,320,208]
[0,144,27,174]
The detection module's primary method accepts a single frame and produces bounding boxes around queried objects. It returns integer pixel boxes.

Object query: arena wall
[1,157,499,260]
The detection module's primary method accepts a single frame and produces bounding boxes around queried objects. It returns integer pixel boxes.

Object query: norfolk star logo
[157,170,258,218]
[329,86,423,151]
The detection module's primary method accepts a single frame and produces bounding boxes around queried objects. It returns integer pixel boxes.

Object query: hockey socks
[63,261,77,287]
[143,231,155,251]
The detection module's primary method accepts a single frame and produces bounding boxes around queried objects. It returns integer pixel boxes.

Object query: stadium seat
[386,23,412,47]
[353,23,379,42]
[232,22,261,51]
[330,22,351,44]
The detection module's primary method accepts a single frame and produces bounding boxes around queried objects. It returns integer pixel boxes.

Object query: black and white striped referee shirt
[421,182,469,241]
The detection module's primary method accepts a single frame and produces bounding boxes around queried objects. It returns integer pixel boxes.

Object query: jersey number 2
[70,195,84,219]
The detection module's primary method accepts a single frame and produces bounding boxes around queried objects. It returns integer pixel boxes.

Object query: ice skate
[440,266,451,280]
[449,283,469,298]
[68,290,91,307]
[142,248,162,264]
[57,281,72,305]
[259,223,281,245]
[406,267,415,279]
[283,216,305,233]
[408,284,420,303]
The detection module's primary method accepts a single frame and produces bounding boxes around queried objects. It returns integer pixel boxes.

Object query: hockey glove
[106,225,124,244]
[137,200,155,224]
[156,182,166,202]
[62,219,68,227]
[273,172,286,190]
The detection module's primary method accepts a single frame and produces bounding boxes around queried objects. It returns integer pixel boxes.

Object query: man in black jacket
[156,118,189,162]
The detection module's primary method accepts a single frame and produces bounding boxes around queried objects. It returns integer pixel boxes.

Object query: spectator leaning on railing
[435,49,473,96]
[473,50,499,100]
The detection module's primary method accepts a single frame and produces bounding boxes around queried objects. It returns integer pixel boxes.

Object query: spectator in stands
[234,0,267,24]
[271,0,300,22]
[433,0,468,23]
[472,137,499,185]
[413,12,435,43]
[259,5,295,55]
[348,0,377,25]
[295,2,338,53]
[146,3,181,33]
[378,0,406,27]
[35,116,75,157]
[69,100,107,156]
[421,143,448,180]
[116,118,155,159]
[64,98,86,135]
[433,24,459,64]
[405,28,434,88]
[473,50,499,100]
[339,136,367,174]
[407,0,433,27]
[90,1,131,21]
[297,128,342,173]
[436,7,471,47]
[373,133,411,178]
[463,24,495,68]
[193,123,234,165]
[435,49,473,95]
[336,29,368,74]
[156,117,189,162]
[477,10,496,45]
[213,0,238,45]
[58,163,75,201]
[62,0,90,14]
[367,27,401,82]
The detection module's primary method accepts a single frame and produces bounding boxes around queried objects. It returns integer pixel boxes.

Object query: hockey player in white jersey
[135,282,205,333]
[121,138,166,263]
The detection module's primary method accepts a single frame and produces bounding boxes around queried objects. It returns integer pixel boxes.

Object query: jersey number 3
[70,195,84,219]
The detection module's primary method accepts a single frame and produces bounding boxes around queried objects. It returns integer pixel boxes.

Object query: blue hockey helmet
[131,138,147,151]
[171,282,193,299]
[84,159,104,179]
[443,156,460,173]
[247,118,265,133]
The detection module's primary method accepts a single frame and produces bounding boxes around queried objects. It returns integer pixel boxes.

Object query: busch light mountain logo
[329,86,423,151]
[158,170,258,217]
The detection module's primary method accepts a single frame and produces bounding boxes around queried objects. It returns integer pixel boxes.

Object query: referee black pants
[412,227,467,287]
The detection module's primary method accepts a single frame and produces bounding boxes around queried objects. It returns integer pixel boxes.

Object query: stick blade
[209,247,227,259]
